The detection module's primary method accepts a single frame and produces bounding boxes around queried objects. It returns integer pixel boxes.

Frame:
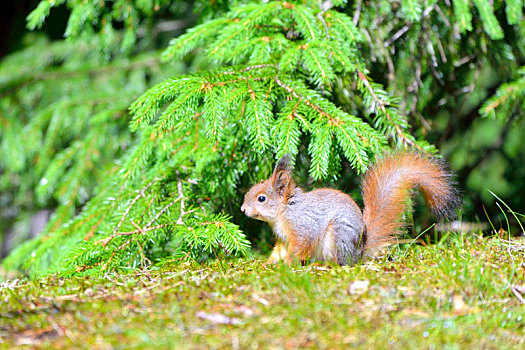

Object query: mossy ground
[1,234,524,349]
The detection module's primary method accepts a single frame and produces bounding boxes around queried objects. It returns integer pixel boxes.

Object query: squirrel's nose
[241,205,246,213]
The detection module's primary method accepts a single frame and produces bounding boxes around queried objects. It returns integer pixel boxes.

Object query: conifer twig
[113,179,156,235]
[221,64,277,75]
[139,195,158,225]
[384,4,436,48]
[176,177,192,225]
[353,0,362,25]
[95,223,174,247]
[145,194,182,228]
[115,224,174,236]
[317,1,332,40]
[130,220,146,235]
[275,77,324,114]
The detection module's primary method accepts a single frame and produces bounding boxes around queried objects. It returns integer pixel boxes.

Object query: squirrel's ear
[272,170,294,198]
[271,155,295,198]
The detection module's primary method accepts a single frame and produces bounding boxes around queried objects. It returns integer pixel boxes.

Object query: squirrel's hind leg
[330,218,365,265]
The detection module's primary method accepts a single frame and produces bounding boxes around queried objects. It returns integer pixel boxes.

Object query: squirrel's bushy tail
[362,152,459,250]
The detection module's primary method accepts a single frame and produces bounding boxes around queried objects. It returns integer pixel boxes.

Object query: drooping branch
[357,70,416,148]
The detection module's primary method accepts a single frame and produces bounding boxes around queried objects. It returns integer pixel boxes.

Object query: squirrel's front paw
[267,241,289,264]
[266,250,282,264]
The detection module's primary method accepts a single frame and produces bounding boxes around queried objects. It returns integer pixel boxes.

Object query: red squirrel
[241,152,459,265]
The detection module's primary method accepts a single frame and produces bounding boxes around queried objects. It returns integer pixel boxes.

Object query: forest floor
[0,234,524,349]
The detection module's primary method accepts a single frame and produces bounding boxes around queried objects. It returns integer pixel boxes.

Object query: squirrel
[241,152,460,265]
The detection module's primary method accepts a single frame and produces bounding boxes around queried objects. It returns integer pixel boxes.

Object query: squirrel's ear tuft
[273,155,292,174]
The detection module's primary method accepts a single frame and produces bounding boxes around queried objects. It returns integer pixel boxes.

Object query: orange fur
[362,152,458,250]
[287,230,314,263]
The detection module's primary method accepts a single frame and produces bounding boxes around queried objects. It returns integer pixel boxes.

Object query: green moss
[1,235,524,348]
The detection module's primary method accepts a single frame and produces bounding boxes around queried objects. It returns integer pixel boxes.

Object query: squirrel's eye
[257,195,266,203]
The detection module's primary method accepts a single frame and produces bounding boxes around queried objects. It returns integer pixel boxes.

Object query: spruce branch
[357,71,416,148]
